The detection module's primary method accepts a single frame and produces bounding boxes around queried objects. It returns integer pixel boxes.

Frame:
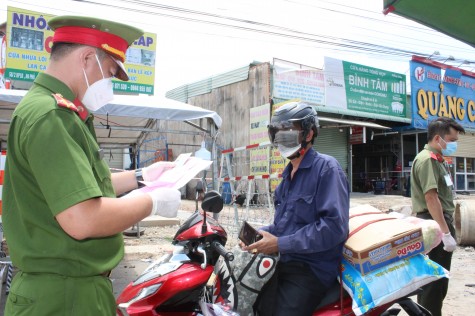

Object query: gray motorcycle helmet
[268,102,319,150]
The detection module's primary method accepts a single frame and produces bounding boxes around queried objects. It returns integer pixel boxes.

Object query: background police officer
[411,117,465,316]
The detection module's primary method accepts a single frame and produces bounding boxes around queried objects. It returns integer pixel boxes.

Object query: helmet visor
[274,130,302,147]
[268,120,303,147]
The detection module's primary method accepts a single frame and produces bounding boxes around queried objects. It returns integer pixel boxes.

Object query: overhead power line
[3,0,474,66]
[70,0,464,62]
[70,0,475,65]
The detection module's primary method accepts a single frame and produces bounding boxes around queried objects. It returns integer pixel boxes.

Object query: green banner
[343,61,406,117]
[324,57,407,119]
[113,81,154,94]
[5,68,38,81]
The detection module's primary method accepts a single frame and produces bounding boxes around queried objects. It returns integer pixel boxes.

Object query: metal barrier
[218,141,281,237]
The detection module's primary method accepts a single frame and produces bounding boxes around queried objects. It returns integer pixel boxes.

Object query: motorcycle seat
[314,280,346,310]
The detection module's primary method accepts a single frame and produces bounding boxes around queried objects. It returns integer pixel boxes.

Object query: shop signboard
[272,63,325,105]
[270,148,285,191]
[0,33,6,88]
[5,6,157,94]
[324,57,407,118]
[250,103,270,176]
[349,126,365,145]
[410,58,475,131]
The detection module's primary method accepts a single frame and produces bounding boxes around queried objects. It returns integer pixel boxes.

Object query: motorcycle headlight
[133,261,183,285]
[118,283,162,316]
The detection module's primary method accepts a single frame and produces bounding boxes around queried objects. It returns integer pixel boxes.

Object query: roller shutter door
[456,134,475,158]
[314,128,349,174]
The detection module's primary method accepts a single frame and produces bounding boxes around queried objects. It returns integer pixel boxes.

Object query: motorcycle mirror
[201,190,224,213]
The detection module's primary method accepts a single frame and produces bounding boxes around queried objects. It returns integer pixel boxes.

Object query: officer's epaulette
[430,151,444,163]
[52,93,78,113]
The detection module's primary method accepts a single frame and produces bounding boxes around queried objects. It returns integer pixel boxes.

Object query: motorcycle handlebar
[211,241,234,261]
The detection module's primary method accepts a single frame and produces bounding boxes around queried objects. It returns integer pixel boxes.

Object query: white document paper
[139,154,213,193]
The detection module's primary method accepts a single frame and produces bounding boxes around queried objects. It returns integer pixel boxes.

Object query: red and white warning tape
[220,173,282,182]
[221,141,271,154]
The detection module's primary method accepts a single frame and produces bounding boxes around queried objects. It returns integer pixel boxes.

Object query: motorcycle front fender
[117,263,214,316]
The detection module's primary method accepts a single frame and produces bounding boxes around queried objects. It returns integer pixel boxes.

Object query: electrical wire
[284,0,475,54]
[68,0,430,58]
[73,0,475,63]
[1,0,474,76]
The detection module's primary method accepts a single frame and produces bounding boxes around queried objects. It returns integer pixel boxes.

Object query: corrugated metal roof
[166,63,257,102]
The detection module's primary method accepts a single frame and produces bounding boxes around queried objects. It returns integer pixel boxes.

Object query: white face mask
[81,54,114,111]
[278,144,301,158]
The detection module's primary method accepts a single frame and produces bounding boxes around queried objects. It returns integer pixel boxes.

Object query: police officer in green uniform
[3,16,180,316]
[410,117,465,316]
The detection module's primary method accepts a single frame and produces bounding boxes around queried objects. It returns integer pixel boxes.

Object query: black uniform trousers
[416,211,455,316]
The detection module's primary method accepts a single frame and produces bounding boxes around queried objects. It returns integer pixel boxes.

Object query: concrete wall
[137,63,270,197]
[153,62,271,159]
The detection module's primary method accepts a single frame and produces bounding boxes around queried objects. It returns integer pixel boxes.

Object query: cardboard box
[343,205,425,275]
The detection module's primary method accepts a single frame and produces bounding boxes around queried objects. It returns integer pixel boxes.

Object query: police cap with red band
[48,15,144,81]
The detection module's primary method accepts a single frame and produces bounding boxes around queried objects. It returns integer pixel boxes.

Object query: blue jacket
[262,147,349,287]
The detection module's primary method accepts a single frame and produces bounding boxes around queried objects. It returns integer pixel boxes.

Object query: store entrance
[351,134,402,194]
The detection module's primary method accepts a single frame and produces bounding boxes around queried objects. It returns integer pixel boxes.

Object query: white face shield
[273,130,302,148]
[272,130,304,158]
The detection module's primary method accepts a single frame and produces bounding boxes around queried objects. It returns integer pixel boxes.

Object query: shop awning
[319,116,391,129]
[383,0,475,48]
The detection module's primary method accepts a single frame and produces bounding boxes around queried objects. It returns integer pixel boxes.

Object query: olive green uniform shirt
[3,73,123,277]
[411,144,455,215]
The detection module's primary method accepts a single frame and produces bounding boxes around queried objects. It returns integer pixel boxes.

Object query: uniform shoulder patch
[430,151,444,163]
[52,93,78,112]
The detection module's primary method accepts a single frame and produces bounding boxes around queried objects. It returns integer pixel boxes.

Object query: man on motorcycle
[244,101,350,316]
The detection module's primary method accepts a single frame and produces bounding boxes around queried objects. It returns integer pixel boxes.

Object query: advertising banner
[324,57,407,118]
[410,59,475,130]
[273,64,325,105]
[0,34,6,88]
[269,100,296,191]
[250,103,270,176]
[270,147,285,191]
[5,6,156,94]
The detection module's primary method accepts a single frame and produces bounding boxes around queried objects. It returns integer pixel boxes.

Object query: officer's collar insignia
[430,151,444,163]
[53,93,78,112]
[52,94,89,121]
[73,98,90,121]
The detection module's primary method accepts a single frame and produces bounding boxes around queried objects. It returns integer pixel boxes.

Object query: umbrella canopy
[383,0,475,48]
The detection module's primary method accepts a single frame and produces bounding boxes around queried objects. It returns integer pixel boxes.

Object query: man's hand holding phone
[238,221,262,246]
[239,221,279,255]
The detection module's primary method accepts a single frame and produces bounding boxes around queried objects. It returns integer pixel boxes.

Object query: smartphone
[238,221,263,246]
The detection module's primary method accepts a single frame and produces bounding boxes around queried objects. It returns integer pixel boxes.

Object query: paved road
[0,193,435,314]
[1,192,474,315]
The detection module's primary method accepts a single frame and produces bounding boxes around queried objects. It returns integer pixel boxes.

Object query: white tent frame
[0,89,222,190]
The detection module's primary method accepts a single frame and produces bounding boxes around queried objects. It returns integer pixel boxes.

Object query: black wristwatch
[135,168,144,184]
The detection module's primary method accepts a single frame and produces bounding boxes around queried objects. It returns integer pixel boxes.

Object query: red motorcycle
[116,190,431,316]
